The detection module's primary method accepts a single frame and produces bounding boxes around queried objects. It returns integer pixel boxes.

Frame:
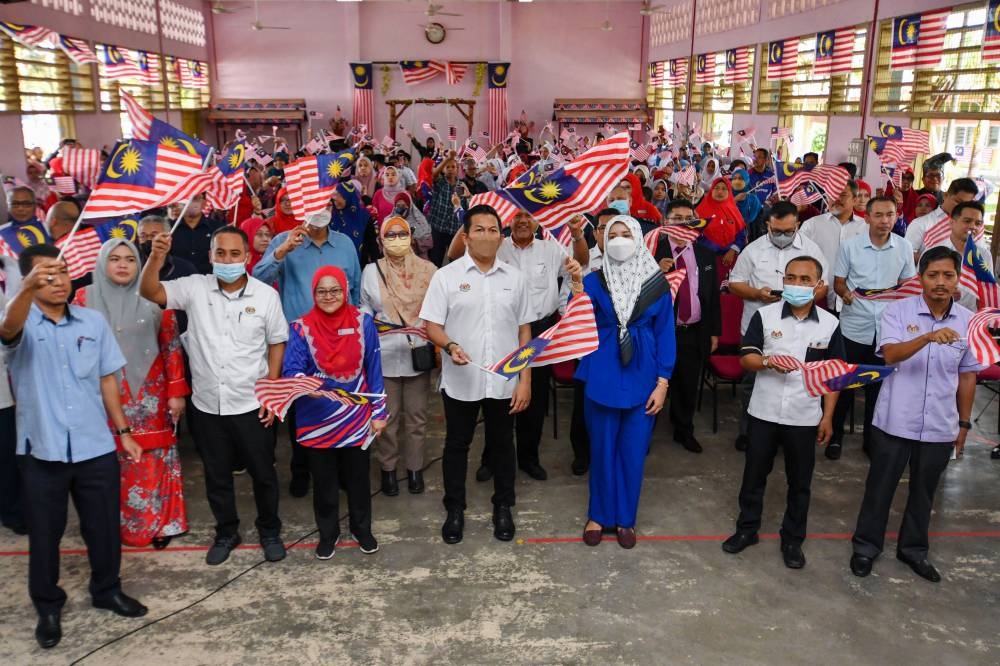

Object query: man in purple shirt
[850,246,984,583]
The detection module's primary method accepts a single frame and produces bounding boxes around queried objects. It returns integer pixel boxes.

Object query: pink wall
[211,1,644,144]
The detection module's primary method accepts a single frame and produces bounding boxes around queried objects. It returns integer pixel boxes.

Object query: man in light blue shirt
[253,207,361,497]
[0,245,147,650]
[830,196,917,460]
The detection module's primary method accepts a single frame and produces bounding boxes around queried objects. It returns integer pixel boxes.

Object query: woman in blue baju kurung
[282,266,387,559]
[575,215,676,549]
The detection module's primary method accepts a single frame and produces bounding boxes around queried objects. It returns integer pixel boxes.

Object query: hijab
[240,216,273,275]
[331,181,370,251]
[299,266,364,382]
[394,191,431,240]
[854,179,872,218]
[623,173,662,223]
[270,187,301,234]
[355,157,377,199]
[699,157,720,190]
[650,179,671,217]
[730,168,762,226]
[696,177,745,250]
[376,216,436,324]
[417,157,435,190]
[88,239,162,388]
[380,165,406,199]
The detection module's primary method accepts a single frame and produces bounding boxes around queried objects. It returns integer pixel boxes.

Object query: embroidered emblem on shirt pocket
[770,329,783,339]
[906,324,919,333]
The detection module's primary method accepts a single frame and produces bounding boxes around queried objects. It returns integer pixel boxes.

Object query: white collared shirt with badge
[905,206,947,256]
[728,233,830,334]
[164,274,288,415]
[497,235,568,322]
[799,212,867,310]
[420,253,531,401]
[741,301,845,427]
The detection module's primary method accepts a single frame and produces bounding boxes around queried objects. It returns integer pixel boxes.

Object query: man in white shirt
[0,255,24,534]
[798,181,866,311]
[141,226,289,566]
[923,200,992,312]
[728,201,830,451]
[905,177,979,260]
[420,204,534,545]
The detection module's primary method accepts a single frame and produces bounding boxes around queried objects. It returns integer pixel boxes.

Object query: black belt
[676,321,702,331]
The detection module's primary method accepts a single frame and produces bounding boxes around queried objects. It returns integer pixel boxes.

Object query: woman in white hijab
[73,239,190,549]
[699,156,720,191]
[573,215,676,549]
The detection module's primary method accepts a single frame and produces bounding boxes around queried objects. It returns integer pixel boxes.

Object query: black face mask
[139,241,154,257]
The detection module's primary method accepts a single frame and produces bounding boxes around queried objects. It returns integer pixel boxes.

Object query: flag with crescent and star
[283,148,357,218]
[824,365,897,393]
[878,121,929,156]
[56,216,140,279]
[812,27,854,77]
[767,355,896,397]
[99,44,144,81]
[0,21,54,47]
[57,36,99,65]
[724,47,750,84]
[147,117,212,162]
[766,38,798,81]
[488,338,553,379]
[351,62,374,135]
[488,62,510,144]
[891,10,947,71]
[963,234,1000,308]
[0,221,52,256]
[985,0,1000,62]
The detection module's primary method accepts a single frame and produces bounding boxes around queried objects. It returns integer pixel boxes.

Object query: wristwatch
[761,356,770,368]
[958,420,972,430]
[444,341,459,356]
[116,426,133,436]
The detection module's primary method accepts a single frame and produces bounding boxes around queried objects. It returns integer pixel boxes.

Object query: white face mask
[305,210,331,228]
[605,236,636,262]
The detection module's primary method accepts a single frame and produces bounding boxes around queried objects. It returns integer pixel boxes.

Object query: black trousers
[190,407,281,539]
[669,323,704,438]
[481,365,552,469]
[0,406,23,527]
[442,391,516,511]
[570,379,590,466]
[736,416,817,545]
[852,427,953,560]
[287,404,309,481]
[304,446,372,542]
[831,337,883,450]
[738,372,756,437]
[22,451,121,616]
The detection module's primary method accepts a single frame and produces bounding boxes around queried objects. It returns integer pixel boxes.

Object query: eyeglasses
[383,232,410,240]
[10,201,34,207]
[315,288,343,298]
[667,216,696,223]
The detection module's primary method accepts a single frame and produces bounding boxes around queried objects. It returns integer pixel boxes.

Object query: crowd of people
[0,125,996,649]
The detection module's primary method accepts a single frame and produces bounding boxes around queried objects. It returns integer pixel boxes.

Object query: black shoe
[850,553,874,577]
[571,458,589,476]
[381,470,399,496]
[3,520,27,535]
[992,445,1000,460]
[781,542,806,569]
[722,531,759,554]
[734,435,748,452]
[442,509,464,544]
[475,464,493,482]
[493,504,515,541]
[354,532,379,554]
[824,442,842,460]
[260,535,286,562]
[151,536,172,550]
[315,538,336,560]
[897,552,941,583]
[675,433,703,453]
[520,462,548,481]
[232,467,247,476]
[35,613,61,649]
[92,592,148,618]
[289,474,309,498]
[205,533,241,565]
[407,469,425,494]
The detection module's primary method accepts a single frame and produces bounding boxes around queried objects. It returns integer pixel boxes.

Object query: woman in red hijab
[853,180,872,219]
[269,187,301,234]
[695,177,747,267]
[622,173,662,224]
[239,216,274,275]
[282,266,388,559]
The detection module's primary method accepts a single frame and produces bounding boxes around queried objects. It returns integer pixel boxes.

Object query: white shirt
[0,257,21,409]
[360,263,425,378]
[164,275,288,415]
[798,212,866,310]
[905,207,947,256]
[926,237,994,312]
[419,253,531,401]
[497,236,568,322]
[728,233,830,334]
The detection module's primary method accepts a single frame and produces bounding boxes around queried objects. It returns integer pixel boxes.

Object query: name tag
[337,328,355,335]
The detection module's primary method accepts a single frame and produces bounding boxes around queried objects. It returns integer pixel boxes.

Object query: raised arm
[0,258,64,342]
[139,232,170,307]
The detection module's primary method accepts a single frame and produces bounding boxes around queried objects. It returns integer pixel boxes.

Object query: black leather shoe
[381,470,399,496]
[571,458,589,476]
[824,442,842,460]
[493,504,515,541]
[722,531,759,553]
[520,462,548,481]
[734,435,748,452]
[93,592,148,618]
[407,469,424,494]
[206,533,241,565]
[992,445,1000,460]
[897,552,942,583]
[850,553,874,577]
[781,542,806,569]
[35,613,61,649]
[289,474,309,498]
[675,433,703,453]
[442,509,464,544]
[475,464,493,482]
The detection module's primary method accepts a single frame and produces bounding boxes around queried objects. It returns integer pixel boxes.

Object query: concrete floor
[2,383,1000,665]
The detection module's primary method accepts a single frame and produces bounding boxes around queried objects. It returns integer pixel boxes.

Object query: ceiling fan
[250,0,290,30]
[639,1,669,16]
[425,1,462,18]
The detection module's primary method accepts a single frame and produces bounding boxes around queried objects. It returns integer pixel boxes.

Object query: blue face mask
[609,199,630,215]
[781,284,816,307]
[213,262,246,284]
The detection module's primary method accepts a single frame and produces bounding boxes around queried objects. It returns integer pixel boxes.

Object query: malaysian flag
[447,125,458,142]
[55,218,139,279]
[868,135,908,165]
[882,165,904,188]
[968,307,1000,366]
[57,36,99,65]
[921,216,952,250]
[0,236,14,259]
[80,139,205,219]
[648,61,665,86]
[99,44,143,81]
[695,52,714,85]
[667,58,688,87]
[489,338,552,379]
[963,234,1000,308]
[53,176,76,195]
[674,164,696,187]
[878,122,930,157]
[955,145,971,165]
[189,60,209,88]
[488,63,510,150]
[462,139,487,163]
[724,47,750,84]
[468,132,630,230]
[400,60,445,84]
[422,122,438,135]
[812,27,855,77]
[62,146,103,188]
[255,376,324,421]
[283,149,356,218]
[629,140,651,162]
[767,355,896,397]
[121,90,152,140]
[204,141,248,209]
[890,10,948,71]
[350,63,374,136]
[0,21,54,47]
[643,218,710,252]
[771,126,792,141]
[665,268,688,302]
[985,0,1000,63]
[766,38,798,81]
[136,50,161,85]
[446,61,468,85]
[373,320,430,341]
[0,221,50,256]
[531,291,600,366]
[790,183,823,206]
[854,276,924,301]
[541,224,574,249]
[774,161,849,198]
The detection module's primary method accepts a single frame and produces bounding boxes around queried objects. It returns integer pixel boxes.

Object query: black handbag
[375,262,436,372]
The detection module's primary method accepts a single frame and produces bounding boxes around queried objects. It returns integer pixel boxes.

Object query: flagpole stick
[54,208,90,261]
[170,147,217,235]
[465,359,512,381]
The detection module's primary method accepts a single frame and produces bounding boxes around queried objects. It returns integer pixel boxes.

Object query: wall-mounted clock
[424,22,446,44]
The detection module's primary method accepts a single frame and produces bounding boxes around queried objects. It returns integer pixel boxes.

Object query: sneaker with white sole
[353,532,379,554]
[315,539,335,560]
